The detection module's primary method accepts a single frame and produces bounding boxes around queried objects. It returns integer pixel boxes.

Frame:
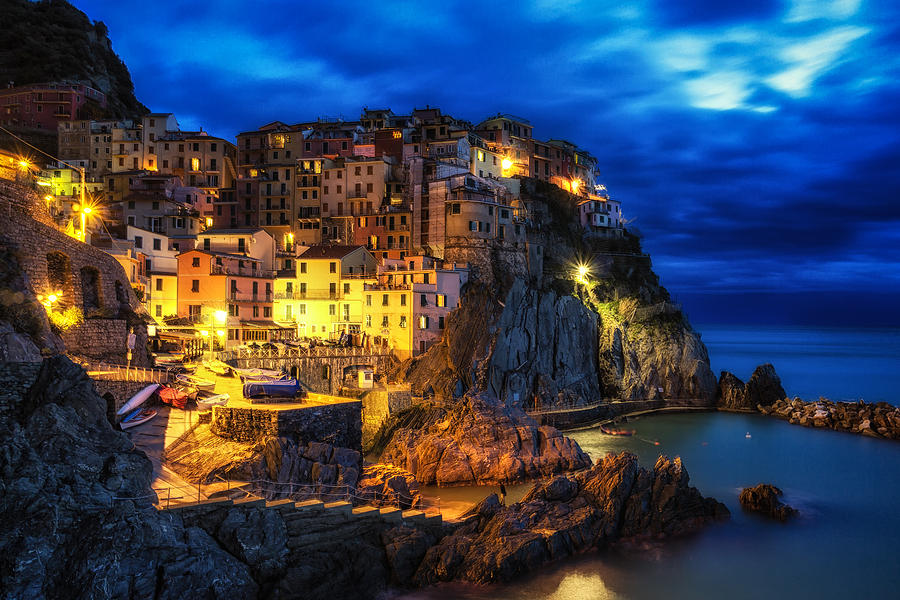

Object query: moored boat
[175,373,215,392]
[157,385,190,409]
[196,392,229,411]
[600,424,636,436]
[203,359,232,376]
[116,383,160,416]
[243,378,302,399]
[120,407,157,429]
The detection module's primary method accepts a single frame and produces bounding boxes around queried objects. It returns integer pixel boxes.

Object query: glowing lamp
[214,310,227,323]
[44,195,54,202]
[17,159,31,170]
[501,158,513,171]
[36,180,51,187]
[200,330,210,337]
[82,206,92,215]
[571,179,581,193]
[47,293,58,303]
[216,330,225,337]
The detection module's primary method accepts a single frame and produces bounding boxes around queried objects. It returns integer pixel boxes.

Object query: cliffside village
[3,84,624,360]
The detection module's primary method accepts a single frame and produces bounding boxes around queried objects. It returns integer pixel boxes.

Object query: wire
[0,124,84,172]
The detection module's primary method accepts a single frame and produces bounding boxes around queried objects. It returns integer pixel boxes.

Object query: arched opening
[46,251,72,302]
[114,280,128,306]
[80,266,101,313]
[290,365,300,379]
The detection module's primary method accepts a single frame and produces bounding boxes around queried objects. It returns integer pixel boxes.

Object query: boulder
[739,484,797,521]
[717,363,785,411]
[356,463,421,509]
[380,393,591,485]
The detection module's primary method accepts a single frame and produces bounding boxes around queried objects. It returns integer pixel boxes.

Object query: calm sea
[697,324,900,405]
[394,326,900,600]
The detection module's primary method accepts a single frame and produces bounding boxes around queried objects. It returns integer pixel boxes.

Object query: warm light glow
[571,179,581,193]
[216,330,225,337]
[36,180,51,187]
[205,217,213,227]
[44,195,53,202]
[81,206,92,215]
[47,293,58,303]
[17,159,31,170]
[392,130,402,139]
[501,158,513,171]
[214,310,227,323]
[574,262,591,284]
[200,330,210,337]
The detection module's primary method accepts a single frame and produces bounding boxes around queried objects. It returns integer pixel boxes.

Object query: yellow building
[275,245,377,340]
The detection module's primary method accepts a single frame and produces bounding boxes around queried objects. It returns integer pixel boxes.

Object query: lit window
[436,294,445,307]
[191,157,200,171]
[418,315,428,329]
[399,315,407,328]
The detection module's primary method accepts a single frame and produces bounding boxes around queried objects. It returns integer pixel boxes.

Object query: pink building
[0,82,107,130]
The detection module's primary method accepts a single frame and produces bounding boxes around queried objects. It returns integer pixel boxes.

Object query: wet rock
[717,363,785,411]
[759,397,900,440]
[381,393,591,485]
[414,452,728,585]
[357,463,421,509]
[739,484,797,521]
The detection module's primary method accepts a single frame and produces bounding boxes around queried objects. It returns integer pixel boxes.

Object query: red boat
[157,385,189,410]
[600,424,636,436]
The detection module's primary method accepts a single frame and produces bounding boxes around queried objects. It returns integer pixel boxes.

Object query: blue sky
[74,0,900,325]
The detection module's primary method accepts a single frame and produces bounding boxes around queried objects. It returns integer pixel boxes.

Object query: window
[366,294,372,306]
[134,236,143,248]
[329,261,337,274]
[439,316,445,329]
[344,283,350,294]
[192,257,200,267]
[399,315,407,328]
[253,306,259,318]
[436,294,446,307]
[451,203,460,214]
[229,304,238,316]
[381,315,389,327]
[191,280,199,292]
[156,278,163,291]
[469,221,477,231]
[329,304,336,316]
[355,166,361,176]
[191,157,200,171]
[400,294,407,306]
[420,294,427,307]
[299,304,307,315]
[366,182,373,193]
[264,307,271,318]
[382,294,388,306]
[155,305,162,317]
[365,314,372,327]
[300,262,307,274]
[418,315,429,329]
[329,282,336,297]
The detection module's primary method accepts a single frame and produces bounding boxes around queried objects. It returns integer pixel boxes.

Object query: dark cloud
[70,0,900,325]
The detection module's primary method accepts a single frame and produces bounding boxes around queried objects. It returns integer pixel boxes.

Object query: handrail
[82,360,174,384]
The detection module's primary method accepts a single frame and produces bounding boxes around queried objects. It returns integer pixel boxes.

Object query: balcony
[211,265,275,278]
[229,291,274,303]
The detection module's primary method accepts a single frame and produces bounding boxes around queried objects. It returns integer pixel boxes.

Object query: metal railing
[83,361,174,384]
[217,345,392,362]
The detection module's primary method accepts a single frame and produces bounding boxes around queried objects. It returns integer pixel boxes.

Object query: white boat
[196,393,229,411]
[121,407,157,429]
[232,367,286,382]
[203,360,232,376]
[175,374,215,392]
[116,383,160,416]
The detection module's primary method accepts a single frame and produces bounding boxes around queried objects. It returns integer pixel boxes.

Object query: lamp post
[80,205,92,242]
[213,310,227,354]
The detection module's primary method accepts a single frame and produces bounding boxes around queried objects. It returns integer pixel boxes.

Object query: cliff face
[0,0,147,119]
[0,356,258,599]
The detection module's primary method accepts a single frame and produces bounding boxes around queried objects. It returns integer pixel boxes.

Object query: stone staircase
[165,495,442,528]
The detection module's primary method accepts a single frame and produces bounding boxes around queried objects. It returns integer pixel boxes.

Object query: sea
[394,325,900,600]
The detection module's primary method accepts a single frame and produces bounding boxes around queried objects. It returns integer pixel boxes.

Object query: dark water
[396,327,900,599]
[697,324,900,404]
[399,413,900,599]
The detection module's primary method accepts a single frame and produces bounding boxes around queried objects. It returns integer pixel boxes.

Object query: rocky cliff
[0,356,258,599]
[717,363,786,411]
[413,452,728,585]
[0,0,147,120]
[380,393,591,485]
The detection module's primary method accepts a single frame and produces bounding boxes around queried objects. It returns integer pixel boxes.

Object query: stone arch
[46,251,72,297]
[80,266,102,313]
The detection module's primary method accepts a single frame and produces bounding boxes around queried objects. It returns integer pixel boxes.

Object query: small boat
[745,432,752,439]
[157,385,190,409]
[196,392,229,411]
[231,366,286,382]
[203,360,232,376]
[116,383,160,416]
[600,424,636,436]
[176,373,215,392]
[243,378,302,399]
[121,407,157,429]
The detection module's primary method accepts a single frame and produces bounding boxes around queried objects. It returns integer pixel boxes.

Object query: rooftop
[298,245,366,259]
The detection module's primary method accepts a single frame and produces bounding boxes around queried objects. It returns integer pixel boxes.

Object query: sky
[73,0,900,326]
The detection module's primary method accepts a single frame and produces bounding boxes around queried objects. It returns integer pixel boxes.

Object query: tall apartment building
[0,82,107,130]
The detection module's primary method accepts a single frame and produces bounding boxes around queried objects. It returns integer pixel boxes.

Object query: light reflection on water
[400,412,900,600]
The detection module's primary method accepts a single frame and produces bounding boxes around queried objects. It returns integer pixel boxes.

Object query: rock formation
[717,363,786,411]
[380,393,591,485]
[739,484,797,521]
[412,452,729,585]
[759,397,900,440]
[0,356,258,599]
[357,463,422,509]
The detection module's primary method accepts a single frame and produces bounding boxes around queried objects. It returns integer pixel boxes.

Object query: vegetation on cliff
[0,0,147,119]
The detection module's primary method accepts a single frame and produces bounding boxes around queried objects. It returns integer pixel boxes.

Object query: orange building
[176,249,276,347]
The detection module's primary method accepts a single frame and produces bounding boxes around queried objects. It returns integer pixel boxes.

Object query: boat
[600,424,636,436]
[157,385,189,409]
[175,373,215,392]
[196,392,229,411]
[116,383,160,416]
[232,366,286,381]
[243,378,302,399]
[120,407,157,429]
[203,359,232,376]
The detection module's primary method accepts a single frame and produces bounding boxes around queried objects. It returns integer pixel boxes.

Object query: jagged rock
[717,363,785,411]
[739,484,797,521]
[0,321,42,361]
[413,451,728,585]
[357,463,421,509]
[380,393,591,485]
[0,355,258,599]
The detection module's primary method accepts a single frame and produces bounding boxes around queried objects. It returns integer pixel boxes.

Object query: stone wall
[530,397,713,429]
[0,179,149,365]
[222,348,392,395]
[360,384,412,447]
[211,400,363,451]
[60,318,149,365]
[443,236,529,285]
[0,362,42,418]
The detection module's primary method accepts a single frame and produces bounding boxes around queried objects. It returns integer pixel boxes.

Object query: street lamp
[501,157,513,172]
[574,262,591,285]
[80,205,92,241]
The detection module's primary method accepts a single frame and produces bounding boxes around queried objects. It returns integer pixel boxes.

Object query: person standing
[499,483,507,505]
